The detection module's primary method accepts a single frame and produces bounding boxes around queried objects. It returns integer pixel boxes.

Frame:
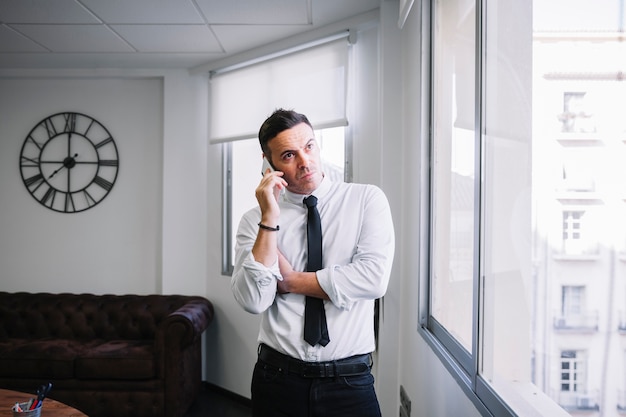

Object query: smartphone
[261,157,274,176]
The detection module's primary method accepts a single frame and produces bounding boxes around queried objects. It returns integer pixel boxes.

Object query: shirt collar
[283,175,333,206]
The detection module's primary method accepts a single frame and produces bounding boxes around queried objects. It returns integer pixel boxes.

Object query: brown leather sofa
[0,292,214,417]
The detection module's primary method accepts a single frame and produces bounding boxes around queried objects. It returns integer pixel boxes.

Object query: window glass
[478,0,624,414]
[621,352,626,411]
[430,0,476,355]
[529,1,625,413]
[428,0,625,415]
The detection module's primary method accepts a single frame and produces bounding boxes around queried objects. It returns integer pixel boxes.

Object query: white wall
[161,72,211,296]
[0,69,211,297]
[0,75,164,294]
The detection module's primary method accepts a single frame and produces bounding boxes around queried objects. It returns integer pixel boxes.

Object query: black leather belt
[258,344,371,378]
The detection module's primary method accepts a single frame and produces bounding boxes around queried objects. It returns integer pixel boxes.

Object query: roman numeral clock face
[19,112,119,213]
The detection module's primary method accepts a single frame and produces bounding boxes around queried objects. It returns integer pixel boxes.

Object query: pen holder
[12,403,41,417]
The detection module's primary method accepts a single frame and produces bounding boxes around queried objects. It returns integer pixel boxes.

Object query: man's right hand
[256,169,287,224]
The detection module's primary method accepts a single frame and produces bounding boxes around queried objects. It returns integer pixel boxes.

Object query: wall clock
[19,112,119,213]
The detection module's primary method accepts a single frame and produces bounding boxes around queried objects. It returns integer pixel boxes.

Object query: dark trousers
[251,348,382,417]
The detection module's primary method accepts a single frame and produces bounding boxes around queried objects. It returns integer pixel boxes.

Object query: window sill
[486,378,572,417]
[419,326,571,417]
[552,253,600,261]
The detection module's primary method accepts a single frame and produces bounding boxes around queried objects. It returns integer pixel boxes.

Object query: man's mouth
[298,170,315,180]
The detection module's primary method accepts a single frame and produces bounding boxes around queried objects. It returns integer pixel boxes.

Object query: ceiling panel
[0,0,380,69]
[0,0,100,24]
[0,25,47,52]
[80,0,206,24]
[195,0,310,25]
[312,0,380,23]
[13,24,134,53]
[212,24,306,55]
[113,25,222,53]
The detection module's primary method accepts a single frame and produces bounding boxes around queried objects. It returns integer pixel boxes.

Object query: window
[560,92,596,134]
[558,350,599,411]
[562,210,583,248]
[208,34,353,274]
[617,350,626,413]
[560,150,596,192]
[560,208,600,256]
[560,350,584,393]
[429,0,476,360]
[226,128,347,273]
[420,0,625,416]
[561,285,584,318]
[556,286,598,330]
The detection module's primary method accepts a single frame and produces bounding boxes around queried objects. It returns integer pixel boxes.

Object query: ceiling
[0,0,380,70]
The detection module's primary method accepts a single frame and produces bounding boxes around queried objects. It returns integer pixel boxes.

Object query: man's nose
[296,151,310,168]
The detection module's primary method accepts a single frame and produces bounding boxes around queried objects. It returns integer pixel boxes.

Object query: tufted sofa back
[0,292,205,341]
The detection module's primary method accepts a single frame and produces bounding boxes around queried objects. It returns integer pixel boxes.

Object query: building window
[560,150,596,192]
[560,209,599,256]
[562,210,583,241]
[554,285,598,330]
[562,285,584,318]
[559,92,596,133]
[558,350,599,411]
[560,350,584,393]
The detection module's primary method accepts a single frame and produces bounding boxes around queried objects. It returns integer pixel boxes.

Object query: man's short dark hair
[258,109,313,158]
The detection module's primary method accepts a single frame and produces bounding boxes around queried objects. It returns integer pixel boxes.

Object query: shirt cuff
[244,251,283,285]
[316,267,354,311]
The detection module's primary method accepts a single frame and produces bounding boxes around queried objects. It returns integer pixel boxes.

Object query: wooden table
[0,389,87,417]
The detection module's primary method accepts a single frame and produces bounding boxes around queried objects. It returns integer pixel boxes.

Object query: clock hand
[48,153,79,179]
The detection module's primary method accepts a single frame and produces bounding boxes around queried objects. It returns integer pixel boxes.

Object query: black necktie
[303,195,330,347]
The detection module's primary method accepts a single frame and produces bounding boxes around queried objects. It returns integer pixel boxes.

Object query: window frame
[416,1,563,416]
[212,33,355,276]
[221,141,234,275]
[221,128,352,275]
[417,0,505,415]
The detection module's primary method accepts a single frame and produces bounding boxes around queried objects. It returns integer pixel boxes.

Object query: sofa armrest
[160,297,214,347]
[158,296,214,417]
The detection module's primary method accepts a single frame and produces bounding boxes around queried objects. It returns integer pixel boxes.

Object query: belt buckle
[302,362,331,378]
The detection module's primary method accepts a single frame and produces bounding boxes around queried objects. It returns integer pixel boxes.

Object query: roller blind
[209,36,350,143]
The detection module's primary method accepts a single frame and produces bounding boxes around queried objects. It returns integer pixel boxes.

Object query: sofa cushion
[75,340,155,380]
[0,338,79,378]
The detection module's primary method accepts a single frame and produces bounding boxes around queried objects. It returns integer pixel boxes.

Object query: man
[231,109,395,417]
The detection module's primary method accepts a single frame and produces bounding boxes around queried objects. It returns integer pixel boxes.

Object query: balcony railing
[560,239,600,256]
[557,391,600,412]
[553,311,599,331]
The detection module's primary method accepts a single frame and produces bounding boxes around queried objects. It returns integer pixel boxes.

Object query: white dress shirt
[231,176,395,362]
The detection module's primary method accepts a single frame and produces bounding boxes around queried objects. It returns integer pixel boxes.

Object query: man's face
[266,122,323,195]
